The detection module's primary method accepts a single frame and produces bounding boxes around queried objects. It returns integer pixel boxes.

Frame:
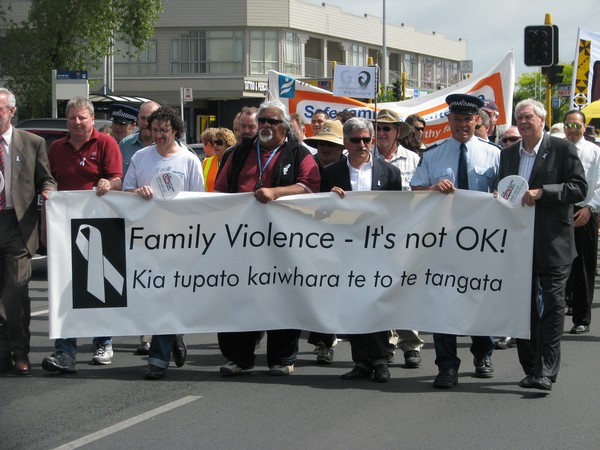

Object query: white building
[1,0,468,142]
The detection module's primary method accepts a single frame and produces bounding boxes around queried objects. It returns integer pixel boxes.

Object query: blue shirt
[410,136,500,193]
[119,132,145,177]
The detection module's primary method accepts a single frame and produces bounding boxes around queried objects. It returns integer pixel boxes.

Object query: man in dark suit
[0,88,57,375]
[321,117,402,382]
[498,99,587,391]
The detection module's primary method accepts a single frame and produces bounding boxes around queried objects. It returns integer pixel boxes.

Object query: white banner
[268,52,515,146]
[570,28,600,110]
[332,65,377,99]
[46,190,533,339]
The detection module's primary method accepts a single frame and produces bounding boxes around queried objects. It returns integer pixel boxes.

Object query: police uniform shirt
[410,136,500,193]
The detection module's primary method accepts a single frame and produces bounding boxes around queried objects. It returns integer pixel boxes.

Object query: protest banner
[46,190,533,339]
[268,52,515,145]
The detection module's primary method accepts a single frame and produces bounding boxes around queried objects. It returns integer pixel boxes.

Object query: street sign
[556,83,571,97]
[56,70,88,80]
[183,87,193,102]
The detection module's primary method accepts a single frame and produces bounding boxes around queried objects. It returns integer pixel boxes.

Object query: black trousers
[218,329,300,369]
[348,331,389,370]
[517,264,571,382]
[566,210,597,326]
[0,210,32,361]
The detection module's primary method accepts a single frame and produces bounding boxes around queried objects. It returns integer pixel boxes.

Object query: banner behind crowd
[46,190,534,339]
[268,52,515,146]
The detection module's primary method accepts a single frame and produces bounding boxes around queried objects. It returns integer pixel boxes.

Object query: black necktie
[457,143,468,189]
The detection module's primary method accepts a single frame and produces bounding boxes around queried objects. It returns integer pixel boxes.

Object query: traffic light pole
[544,14,553,128]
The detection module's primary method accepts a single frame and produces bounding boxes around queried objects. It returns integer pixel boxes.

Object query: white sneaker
[220,360,253,376]
[91,344,113,365]
[269,364,294,376]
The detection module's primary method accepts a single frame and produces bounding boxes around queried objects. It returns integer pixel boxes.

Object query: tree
[514,63,573,124]
[0,0,163,118]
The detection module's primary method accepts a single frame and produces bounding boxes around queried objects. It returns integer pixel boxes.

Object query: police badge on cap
[445,94,484,115]
[110,104,138,124]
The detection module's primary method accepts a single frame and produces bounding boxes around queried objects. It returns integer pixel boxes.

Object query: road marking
[51,395,202,450]
[32,309,49,317]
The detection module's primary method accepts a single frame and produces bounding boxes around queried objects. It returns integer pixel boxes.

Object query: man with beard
[214,100,320,376]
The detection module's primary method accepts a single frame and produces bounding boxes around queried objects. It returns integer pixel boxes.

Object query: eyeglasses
[151,127,173,135]
[475,124,483,129]
[377,125,393,132]
[317,141,341,148]
[213,139,225,146]
[502,136,521,143]
[348,136,372,144]
[258,117,283,125]
[565,122,583,129]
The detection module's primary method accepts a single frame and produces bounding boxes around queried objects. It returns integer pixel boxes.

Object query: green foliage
[514,63,574,124]
[0,0,163,118]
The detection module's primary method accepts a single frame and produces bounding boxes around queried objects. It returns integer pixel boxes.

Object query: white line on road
[51,395,202,450]
[31,309,49,317]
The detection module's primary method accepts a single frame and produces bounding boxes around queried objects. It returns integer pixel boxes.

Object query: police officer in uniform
[410,93,500,388]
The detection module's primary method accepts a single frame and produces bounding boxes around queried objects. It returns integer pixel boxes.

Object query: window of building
[348,44,366,66]
[283,32,301,76]
[171,30,243,74]
[114,40,157,76]
[250,30,278,74]
[402,53,417,86]
[420,55,434,90]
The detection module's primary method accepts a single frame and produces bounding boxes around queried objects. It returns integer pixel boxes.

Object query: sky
[303,0,600,77]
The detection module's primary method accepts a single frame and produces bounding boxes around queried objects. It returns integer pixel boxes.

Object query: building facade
[1,0,468,143]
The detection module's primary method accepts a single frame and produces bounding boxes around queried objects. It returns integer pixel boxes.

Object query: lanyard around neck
[255,140,282,189]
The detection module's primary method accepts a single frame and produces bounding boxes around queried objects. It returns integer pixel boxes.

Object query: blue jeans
[148,335,175,369]
[433,334,494,371]
[54,337,112,359]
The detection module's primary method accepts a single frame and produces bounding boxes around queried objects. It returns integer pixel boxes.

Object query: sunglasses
[377,125,393,132]
[565,122,582,129]
[348,136,372,144]
[502,136,521,143]
[414,126,425,132]
[258,117,283,125]
[213,139,225,146]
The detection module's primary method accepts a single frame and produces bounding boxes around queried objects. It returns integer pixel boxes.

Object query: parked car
[187,142,205,160]
[15,117,112,147]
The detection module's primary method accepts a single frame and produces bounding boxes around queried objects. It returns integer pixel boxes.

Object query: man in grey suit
[0,88,57,375]
[498,99,587,391]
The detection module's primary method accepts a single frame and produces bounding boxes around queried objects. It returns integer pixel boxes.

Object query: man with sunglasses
[321,117,402,382]
[371,109,425,370]
[499,126,522,149]
[562,110,600,336]
[214,100,320,377]
[411,93,500,389]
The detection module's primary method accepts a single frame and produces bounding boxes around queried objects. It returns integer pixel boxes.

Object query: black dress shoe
[433,368,458,388]
[341,366,371,380]
[570,324,590,334]
[519,375,534,388]
[145,364,166,380]
[373,364,390,382]
[172,335,187,367]
[531,376,552,391]
[14,359,31,376]
[495,337,516,349]
[135,342,151,355]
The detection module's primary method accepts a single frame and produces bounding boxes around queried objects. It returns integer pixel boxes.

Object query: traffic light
[393,80,401,101]
[542,65,564,84]
[524,25,555,66]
